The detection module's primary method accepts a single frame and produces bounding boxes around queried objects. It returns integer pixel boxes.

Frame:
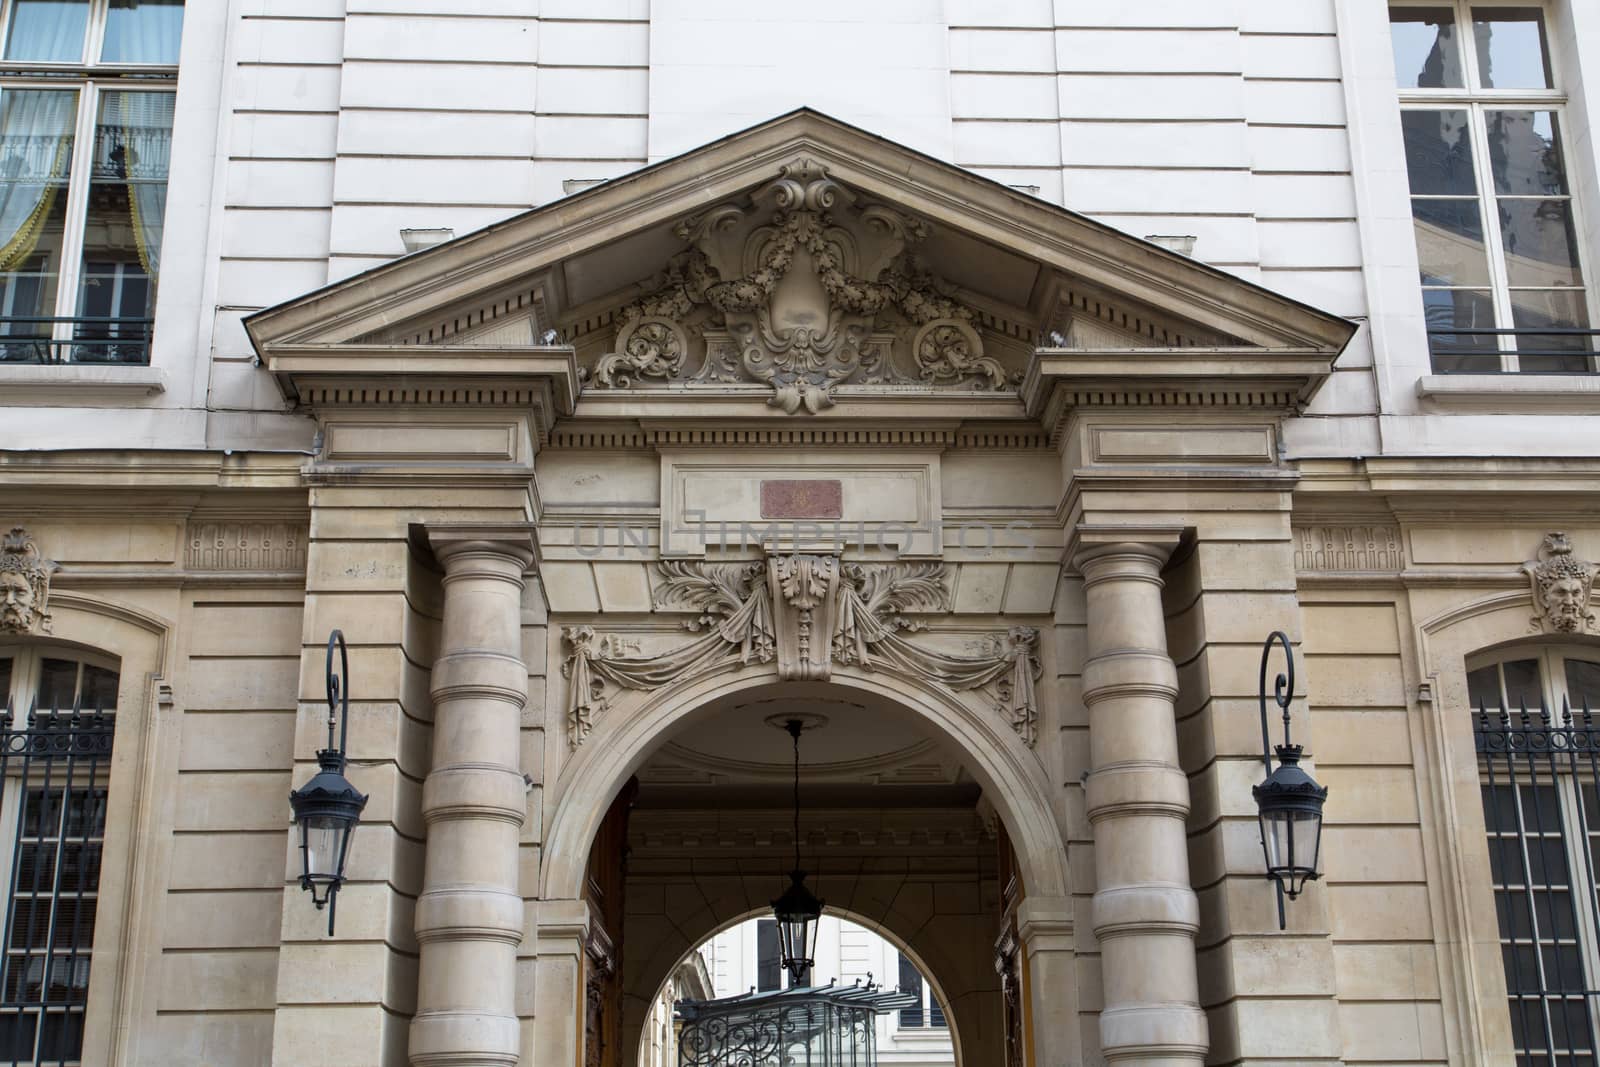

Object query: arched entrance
[634,910,964,1067]
[534,665,1078,1067]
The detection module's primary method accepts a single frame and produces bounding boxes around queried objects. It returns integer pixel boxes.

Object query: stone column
[1074,538,1207,1067]
[411,530,536,1067]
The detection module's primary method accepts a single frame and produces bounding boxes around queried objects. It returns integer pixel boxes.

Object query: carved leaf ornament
[560,556,1042,750]
[579,159,1017,413]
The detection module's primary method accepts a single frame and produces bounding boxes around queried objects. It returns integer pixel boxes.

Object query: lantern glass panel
[1259,806,1322,896]
[301,812,349,886]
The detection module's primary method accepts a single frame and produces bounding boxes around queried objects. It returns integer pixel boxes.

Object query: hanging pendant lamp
[772,718,824,985]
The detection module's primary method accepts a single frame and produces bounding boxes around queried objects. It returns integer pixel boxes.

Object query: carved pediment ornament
[580,158,1015,413]
[0,527,57,636]
[560,556,1041,750]
[1524,532,1598,635]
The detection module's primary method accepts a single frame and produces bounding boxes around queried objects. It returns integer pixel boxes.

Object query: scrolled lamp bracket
[1252,630,1329,930]
[287,629,369,935]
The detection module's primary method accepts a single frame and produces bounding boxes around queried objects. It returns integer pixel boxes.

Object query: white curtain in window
[0,90,76,274]
[105,91,173,274]
[3,0,89,62]
[100,0,184,64]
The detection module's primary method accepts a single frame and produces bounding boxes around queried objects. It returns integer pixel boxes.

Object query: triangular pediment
[246,109,1354,419]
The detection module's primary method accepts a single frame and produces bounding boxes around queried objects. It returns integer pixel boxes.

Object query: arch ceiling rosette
[245,109,1355,429]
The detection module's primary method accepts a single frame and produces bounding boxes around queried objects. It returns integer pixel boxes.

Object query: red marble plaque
[760,479,843,519]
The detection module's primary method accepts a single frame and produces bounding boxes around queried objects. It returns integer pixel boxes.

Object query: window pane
[0,658,11,707]
[1509,290,1592,373]
[1413,199,1491,286]
[101,0,184,64]
[1424,288,1499,371]
[75,91,172,364]
[32,658,77,711]
[1390,7,1465,88]
[3,0,88,63]
[1503,659,1544,709]
[1497,200,1582,288]
[1402,109,1478,196]
[78,665,117,711]
[1470,665,1504,708]
[1472,8,1552,89]
[1565,661,1600,709]
[0,88,77,364]
[1489,112,1568,197]
[898,954,923,1027]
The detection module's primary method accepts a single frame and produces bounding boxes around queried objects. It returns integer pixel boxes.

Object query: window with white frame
[1469,645,1600,1064]
[895,952,945,1030]
[0,0,181,366]
[1389,2,1596,373]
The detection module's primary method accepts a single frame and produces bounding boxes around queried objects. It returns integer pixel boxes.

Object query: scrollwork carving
[590,318,687,388]
[579,158,1016,412]
[561,555,1042,750]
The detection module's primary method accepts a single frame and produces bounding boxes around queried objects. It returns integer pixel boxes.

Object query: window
[896,953,945,1029]
[1470,645,1600,1064]
[1390,3,1596,373]
[756,919,782,992]
[0,0,181,366]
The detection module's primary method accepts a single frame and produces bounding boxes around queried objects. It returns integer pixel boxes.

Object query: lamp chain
[790,719,802,872]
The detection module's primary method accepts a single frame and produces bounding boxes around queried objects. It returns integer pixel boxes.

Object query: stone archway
[541,665,1070,902]
[533,664,1078,1067]
[626,907,971,1067]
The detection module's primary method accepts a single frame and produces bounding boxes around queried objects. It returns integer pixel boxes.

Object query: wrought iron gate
[1477,702,1600,1065]
[0,697,114,1066]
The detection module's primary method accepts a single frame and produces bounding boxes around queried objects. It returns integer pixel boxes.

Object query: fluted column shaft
[1075,541,1207,1067]
[411,537,534,1067]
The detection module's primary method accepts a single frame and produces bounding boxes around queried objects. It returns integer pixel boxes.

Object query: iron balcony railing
[1429,327,1600,373]
[1476,701,1600,1066]
[0,318,153,366]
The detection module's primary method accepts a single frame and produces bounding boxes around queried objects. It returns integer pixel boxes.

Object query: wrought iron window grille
[1477,697,1600,1065]
[0,693,114,1067]
[1429,327,1600,374]
[0,317,152,366]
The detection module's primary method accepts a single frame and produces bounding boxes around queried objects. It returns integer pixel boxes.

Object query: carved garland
[561,556,1041,750]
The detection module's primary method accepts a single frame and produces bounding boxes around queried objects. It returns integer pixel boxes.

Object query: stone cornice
[0,450,307,490]
[262,344,579,433]
[1022,347,1338,439]
[1295,457,1600,501]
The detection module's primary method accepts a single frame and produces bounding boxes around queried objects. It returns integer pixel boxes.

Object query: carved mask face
[0,571,33,631]
[1545,576,1588,631]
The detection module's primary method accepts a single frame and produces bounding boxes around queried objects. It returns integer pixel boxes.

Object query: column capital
[1068,523,1185,574]
[424,522,538,571]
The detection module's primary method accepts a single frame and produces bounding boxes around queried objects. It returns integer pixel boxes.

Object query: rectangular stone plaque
[760,479,843,519]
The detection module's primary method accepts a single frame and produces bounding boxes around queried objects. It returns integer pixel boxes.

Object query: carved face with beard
[1543,575,1590,633]
[0,570,34,633]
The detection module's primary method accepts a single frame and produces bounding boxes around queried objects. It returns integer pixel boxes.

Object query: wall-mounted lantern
[772,718,823,985]
[288,629,368,935]
[1252,631,1328,929]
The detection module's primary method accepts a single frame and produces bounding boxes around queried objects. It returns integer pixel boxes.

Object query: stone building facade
[0,1,1598,1066]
